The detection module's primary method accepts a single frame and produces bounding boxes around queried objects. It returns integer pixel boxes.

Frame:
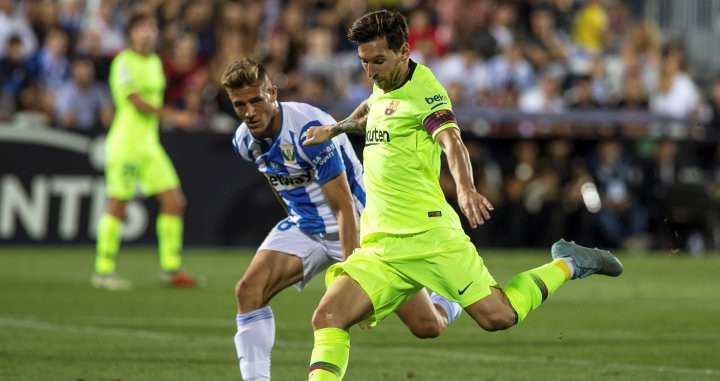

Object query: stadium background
[1,1,720,380]
[2,0,720,253]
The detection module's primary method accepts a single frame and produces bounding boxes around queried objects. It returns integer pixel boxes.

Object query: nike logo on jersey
[458,281,474,295]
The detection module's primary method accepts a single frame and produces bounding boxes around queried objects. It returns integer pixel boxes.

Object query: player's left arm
[320,173,359,260]
[435,128,494,228]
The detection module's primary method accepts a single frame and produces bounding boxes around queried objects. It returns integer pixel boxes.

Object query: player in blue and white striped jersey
[222,58,461,381]
[232,101,365,240]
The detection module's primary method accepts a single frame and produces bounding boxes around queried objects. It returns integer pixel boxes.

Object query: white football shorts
[258,219,343,291]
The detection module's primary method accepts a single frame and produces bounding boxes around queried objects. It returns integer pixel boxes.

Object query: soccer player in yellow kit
[303,10,623,380]
[93,12,197,290]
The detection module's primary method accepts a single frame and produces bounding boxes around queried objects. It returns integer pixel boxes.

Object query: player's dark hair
[125,11,154,36]
[221,58,271,90]
[347,9,408,51]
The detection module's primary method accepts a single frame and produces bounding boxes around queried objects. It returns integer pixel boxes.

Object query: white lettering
[0,175,49,239]
[52,176,92,239]
[0,175,149,241]
[88,179,106,237]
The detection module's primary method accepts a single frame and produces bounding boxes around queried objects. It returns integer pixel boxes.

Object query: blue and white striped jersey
[232,102,365,235]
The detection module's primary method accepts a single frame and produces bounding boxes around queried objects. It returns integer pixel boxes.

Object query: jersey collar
[392,59,417,91]
[254,103,284,153]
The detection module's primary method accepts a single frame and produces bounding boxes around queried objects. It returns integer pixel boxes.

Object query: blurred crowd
[2,0,720,132]
[441,137,719,253]
[1,0,719,251]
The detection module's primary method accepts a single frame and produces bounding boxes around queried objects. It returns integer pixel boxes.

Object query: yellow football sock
[95,214,122,274]
[308,328,350,380]
[504,259,570,323]
[157,214,183,272]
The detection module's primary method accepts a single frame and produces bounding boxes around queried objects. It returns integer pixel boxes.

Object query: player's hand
[173,110,199,130]
[303,125,333,145]
[457,188,494,228]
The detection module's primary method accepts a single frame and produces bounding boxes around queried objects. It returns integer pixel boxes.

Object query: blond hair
[220,58,271,90]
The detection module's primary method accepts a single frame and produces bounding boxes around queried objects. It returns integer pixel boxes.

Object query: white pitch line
[1,316,718,377]
[0,317,220,343]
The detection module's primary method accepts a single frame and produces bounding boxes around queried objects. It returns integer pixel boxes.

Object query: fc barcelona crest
[280,144,296,164]
[385,100,400,115]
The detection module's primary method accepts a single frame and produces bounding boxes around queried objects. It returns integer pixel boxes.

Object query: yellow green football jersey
[361,61,462,238]
[107,49,166,154]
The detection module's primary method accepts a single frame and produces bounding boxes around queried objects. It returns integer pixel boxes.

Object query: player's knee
[311,304,344,330]
[159,191,186,215]
[168,193,186,214]
[235,278,263,311]
[477,310,516,332]
[106,199,127,219]
[174,192,187,211]
[409,318,443,339]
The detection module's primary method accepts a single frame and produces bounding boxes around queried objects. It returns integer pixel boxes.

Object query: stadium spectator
[0,35,35,119]
[487,41,535,92]
[651,44,701,120]
[589,140,647,248]
[522,5,569,71]
[489,1,517,50]
[82,0,126,57]
[455,0,498,59]
[572,0,609,55]
[641,139,680,248]
[407,8,445,59]
[163,33,205,108]
[27,0,62,46]
[494,141,542,247]
[708,77,720,130]
[614,72,649,137]
[567,74,602,109]
[519,70,565,113]
[615,73,649,110]
[54,56,113,131]
[75,23,113,82]
[33,27,70,116]
[0,0,37,59]
[627,19,661,82]
[299,27,341,92]
[58,0,84,41]
[179,0,216,60]
[433,38,490,103]
[561,157,598,245]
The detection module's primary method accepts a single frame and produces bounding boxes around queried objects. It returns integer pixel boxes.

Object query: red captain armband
[422,109,457,136]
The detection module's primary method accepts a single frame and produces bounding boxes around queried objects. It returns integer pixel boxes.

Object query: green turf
[0,247,718,381]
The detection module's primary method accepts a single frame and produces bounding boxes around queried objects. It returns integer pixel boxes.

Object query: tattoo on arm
[331,101,368,136]
[333,117,366,134]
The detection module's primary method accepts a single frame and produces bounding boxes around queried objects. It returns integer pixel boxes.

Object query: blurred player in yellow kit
[92,12,198,290]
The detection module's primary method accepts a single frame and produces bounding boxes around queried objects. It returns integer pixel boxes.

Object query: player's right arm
[111,56,196,129]
[320,173,359,260]
[303,100,368,146]
[127,94,197,129]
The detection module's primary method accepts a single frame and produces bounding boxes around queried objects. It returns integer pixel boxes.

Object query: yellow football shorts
[105,144,180,200]
[325,227,497,327]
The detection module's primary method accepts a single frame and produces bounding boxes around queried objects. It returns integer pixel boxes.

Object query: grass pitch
[0,247,718,381]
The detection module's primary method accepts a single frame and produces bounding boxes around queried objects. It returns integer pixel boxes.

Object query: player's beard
[377,64,406,91]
